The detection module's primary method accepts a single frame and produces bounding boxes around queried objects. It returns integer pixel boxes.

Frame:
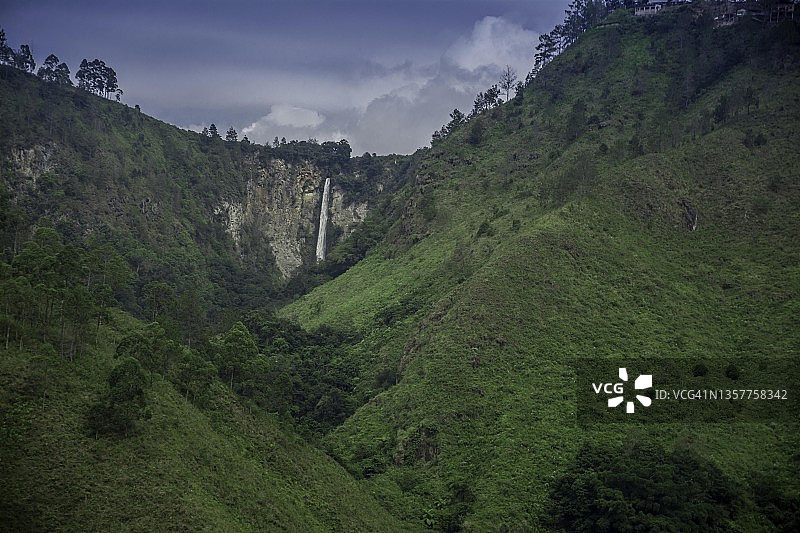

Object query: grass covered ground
[0,309,407,532]
[2,6,799,532]
[282,10,800,530]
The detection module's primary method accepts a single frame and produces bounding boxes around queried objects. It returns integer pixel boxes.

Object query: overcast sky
[2,0,568,155]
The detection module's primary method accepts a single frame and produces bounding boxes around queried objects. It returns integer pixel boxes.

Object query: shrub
[468,120,485,145]
[548,441,742,532]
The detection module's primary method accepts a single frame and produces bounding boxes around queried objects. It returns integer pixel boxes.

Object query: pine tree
[0,29,14,65]
[535,34,558,70]
[225,126,238,142]
[513,82,524,104]
[445,108,465,134]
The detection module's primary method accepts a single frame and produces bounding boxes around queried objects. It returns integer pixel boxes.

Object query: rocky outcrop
[6,145,391,280]
[330,185,368,240]
[214,159,380,278]
[10,144,56,190]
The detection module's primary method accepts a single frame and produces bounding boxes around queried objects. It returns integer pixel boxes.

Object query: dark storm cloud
[1,0,569,154]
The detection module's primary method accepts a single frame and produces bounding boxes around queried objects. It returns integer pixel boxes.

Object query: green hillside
[0,308,407,531]
[282,9,800,531]
[2,4,800,533]
[0,64,407,338]
[0,47,412,532]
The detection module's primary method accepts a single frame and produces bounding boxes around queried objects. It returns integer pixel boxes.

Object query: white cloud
[445,16,539,78]
[242,104,328,144]
[235,16,539,154]
[264,103,325,128]
[240,106,349,147]
[349,76,467,154]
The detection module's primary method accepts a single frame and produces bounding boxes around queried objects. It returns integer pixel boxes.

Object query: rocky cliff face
[213,158,380,278]
[6,141,398,282]
[0,65,409,312]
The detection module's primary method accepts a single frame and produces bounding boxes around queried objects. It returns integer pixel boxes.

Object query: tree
[513,81,525,104]
[241,135,250,145]
[116,323,176,374]
[102,64,118,97]
[37,54,72,85]
[565,99,587,141]
[76,59,90,89]
[13,44,35,73]
[714,94,730,124]
[445,108,465,133]
[0,29,13,65]
[468,119,485,145]
[141,280,175,321]
[172,348,216,405]
[75,59,119,98]
[499,65,518,101]
[201,126,209,137]
[63,284,92,360]
[273,136,279,147]
[86,357,149,437]
[535,33,558,71]
[53,62,72,86]
[548,441,742,532]
[211,321,258,390]
[209,123,220,138]
[471,85,501,116]
[743,86,758,115]
[225,126,238,142]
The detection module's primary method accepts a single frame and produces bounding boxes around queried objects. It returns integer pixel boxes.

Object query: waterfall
[315,177,331,262]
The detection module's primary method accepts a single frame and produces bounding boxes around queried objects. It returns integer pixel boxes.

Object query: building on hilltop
[711,1,796,26]
[635,3,664,16]
[634,0,693,17]
[633,0,796,24]
[766,1,795,22]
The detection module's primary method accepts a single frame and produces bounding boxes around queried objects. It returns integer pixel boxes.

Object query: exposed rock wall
[10,145,56,191]
[214,160,378,278]
[330,185,368,240]
[7,144,390,280]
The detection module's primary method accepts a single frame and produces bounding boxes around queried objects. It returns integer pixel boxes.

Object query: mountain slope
[0,50,416,533]
[0,64,407,335]
[282,10,800,530]
[0,308,408,532]
[2,6,799,532]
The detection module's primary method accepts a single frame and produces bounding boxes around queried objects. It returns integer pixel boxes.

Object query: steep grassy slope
[283,11,800,530]
[0,309,408,532]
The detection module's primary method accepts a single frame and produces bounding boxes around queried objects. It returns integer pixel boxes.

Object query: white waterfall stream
[315,177,331,262]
